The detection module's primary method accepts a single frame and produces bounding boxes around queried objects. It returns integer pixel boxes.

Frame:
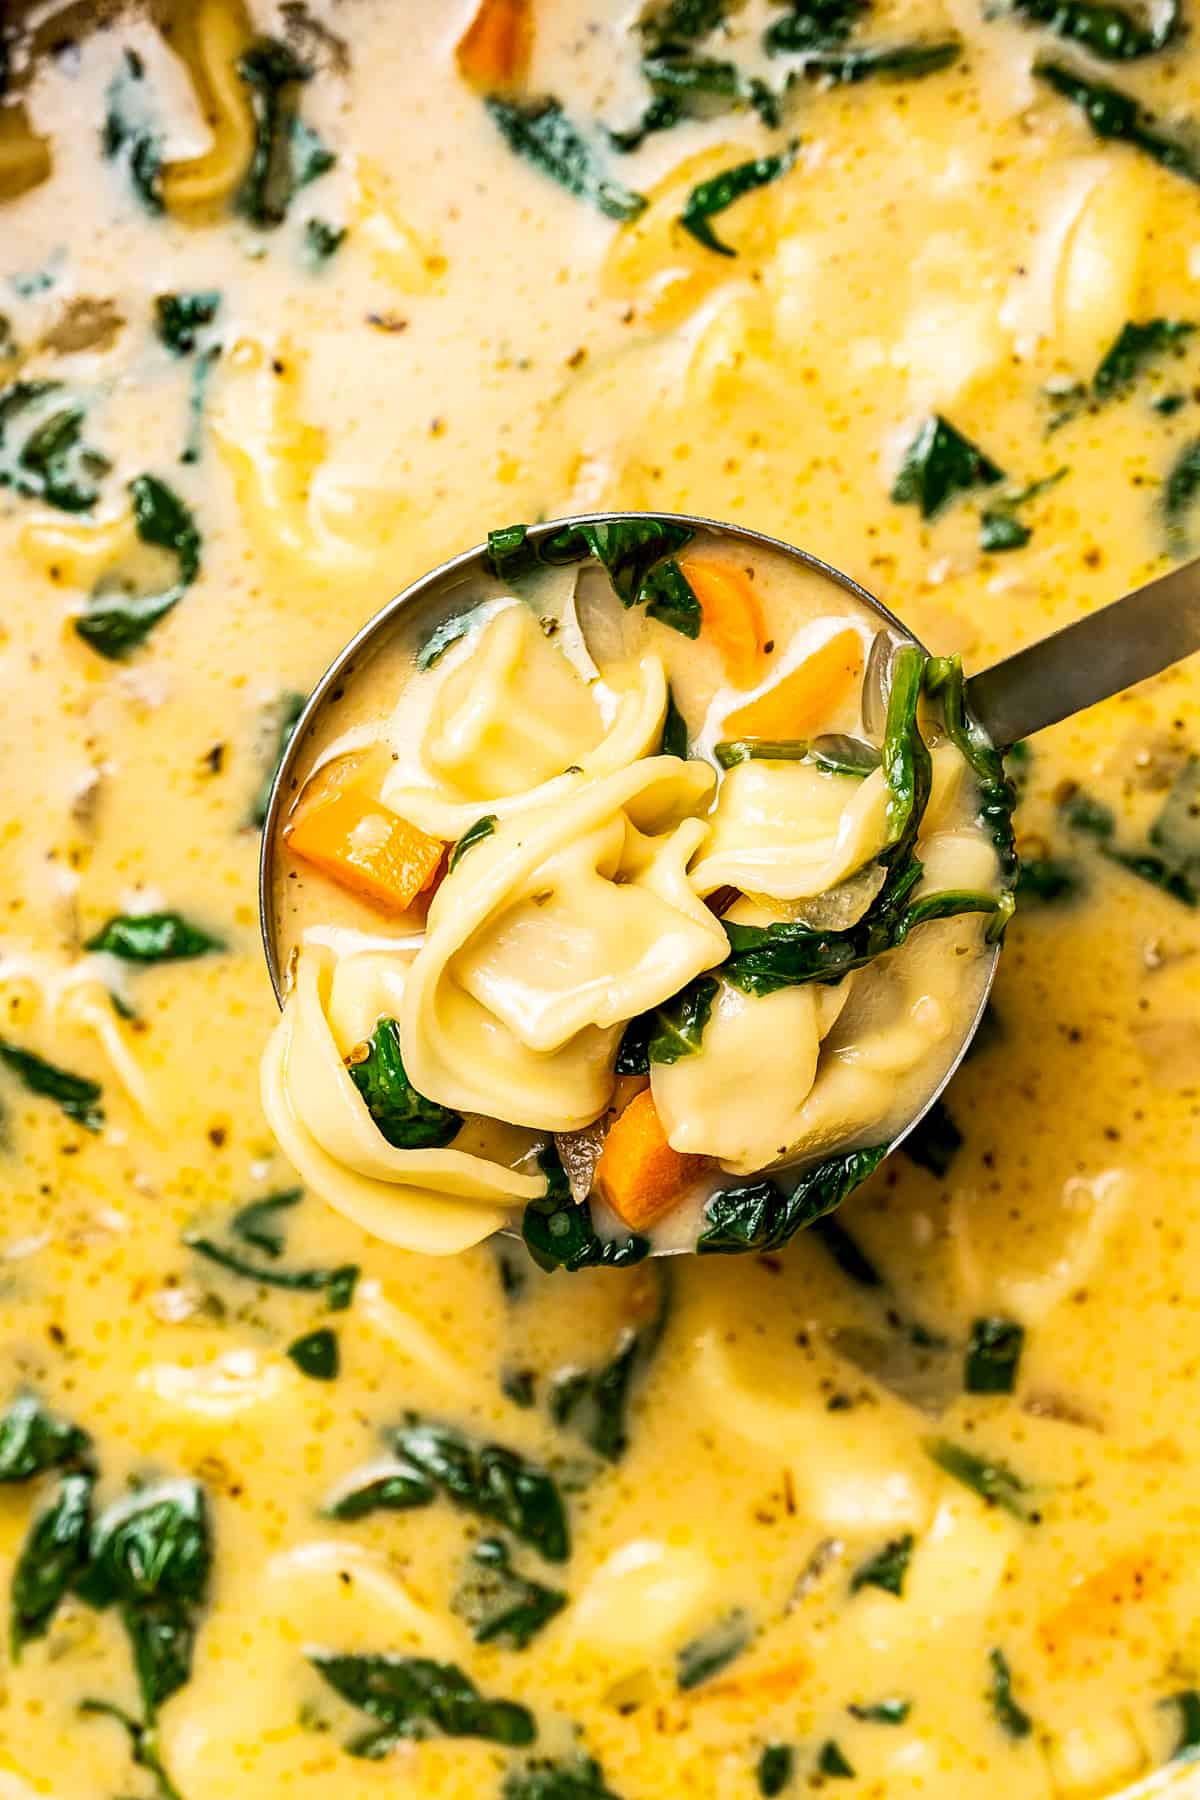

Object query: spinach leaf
[925,654,1018,882]
[393,1416,570,1562]
[640,557,702,636]
[503,1368,538,1408]
[77,1478,211,1717]
[485,518,698,630]
[0,1038,104,1132]
[1165,436,1200,554]
[504,1754,621,1799]
[965,1317,1025,1394]
[347,1018,462,1148]
[766,0,866,52]
[84,911,224,962]
[11,1470,93,1656]
[809,1215,883,1287]
[0,380,109,513]
[1011,0,1180,59]
[1016,856,1084,903]
[795,41,962,83]
[287,1326,339,1380]
[697,1145,888,1254]
[614,1013,653,1076]
[486,99,647,222]
[891,415,1004,519]
[250,690,306,827]
[417,614,473,668]
[849,1697,911,1723]
[78,1699,183,1800]
[680,142,798,256]
[817,1741,855,1778]
[988,1647,1033,1739]
[902,1098,963,1177]
[578,517,695,603]
[1095,319,1194,397]
[486,523,541,582]
[662,686,689,758]
[1164,1690,1200,1764]
[677,1609,753,1689]
[76,475,202,659]
[323,1458,435,1519]
[647,976,719,1064]
[924,1437,1034,1519]
[1034,60,1200,185]
[549,1324,652,1462]
[757,1742,794,1795]
[881,643,933,861]
[182,345,220,466]
[645,52,779,123]
[103,49,162,213]
[154,291,221,356]
[849,1532,914,1597]
[980,468,1069,553]
[184,1231,359,1306]
[715,735,879,774]
[523,1141,651,1272]
[231,1186,303,1258]
[1064,767,1200,903]
[310,1651,535,1754]
[449,814,497,871]
[237,38,334,227]
[716,737,809,768]
[452,1536,567,1649]
[639,0,728,47]
[0,1394,90,1481]
[305,217,347,260]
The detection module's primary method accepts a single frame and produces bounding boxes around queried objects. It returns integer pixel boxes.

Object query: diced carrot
[720,627,864,740]
[702,1655,812,1702]
[1038,1551,1167,1661]
[456,0,533,91]
[594,1088,709,1232]
[679,555,766,690]
[286,751,444,916]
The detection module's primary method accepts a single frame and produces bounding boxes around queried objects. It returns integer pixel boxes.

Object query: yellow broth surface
[1,2,1200,1796]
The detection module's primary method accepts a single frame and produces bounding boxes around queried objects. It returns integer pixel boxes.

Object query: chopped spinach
[766,0,866,52]
[0,380,109,513]
[795,40,962,83]
[1164,1690,1200,1764]
[849,1697,911,1723]
[323,1458,435,1519]
[646,976,719,1064]
[817,1740,855,1777]
[486,518,699,634]
[902,1098,963,1177]
[237,37,335,227]
[1011,0,1180,59]
[0,1038,104,1133]
[925,654,1018,883]
[980,468,1069,552]
[1094,318,1194,397]
[305,217,347,260]
[716,734,880,774]
[640,557,702,636]
[84,911,224,962]
[503,1368,538,1408]
[310,1651,535,1755]
[578,518,693,603]
[1064,766,1200,904]
[11,1470,93,1656]
[393,1416,570,1562]
[523,1142,651,1272]
[677,1608,753,1690]
[503,1753,621,1799]
[77,1478,211,1717]
[0,1394,90,1483]
[76,474,202,659]
[550,1328,644,1462]
[988,1647,1033,1739]
[680,142,798,256]
[849,1532,914,1597]
[1015,856,1084,903]
[965,1318,1025,1394]
[662,686,689,758]
[757,1742,795,1795]
[184,1232,359,1306]
[347,1017,462,1149]
[486,98,648,222]
[697,1145,888,1254]
[231,1187,303,1258]
[1034,60,1200,186]
[417,614,473,669]
[154,291,221,356]
[1165,436,1200,554]
[250,690,306,827]
[639,0,728,48]
[891,414,1004,519]
[79,1699,183,1800]
[924,1437,1033,1519]
[182,345,220,465]
[287,1326,339,1380]
[449,814,497,871]
[103,49,162,213]
[809,1215,884,1287]
[1150,756,1200,871]
[452,1536,567,1649]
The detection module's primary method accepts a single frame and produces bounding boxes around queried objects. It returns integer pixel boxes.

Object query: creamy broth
[2,2,1200,1797]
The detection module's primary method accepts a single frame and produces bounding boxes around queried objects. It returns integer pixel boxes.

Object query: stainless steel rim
[258,509,999,1190]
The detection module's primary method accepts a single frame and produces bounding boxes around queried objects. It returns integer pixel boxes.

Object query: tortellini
[261,945,545,1256]
[688,759,893,901]
[400,757,726,1130]
[380,603,670,840]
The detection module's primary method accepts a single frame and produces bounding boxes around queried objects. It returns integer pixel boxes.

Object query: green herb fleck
[154,292,221,356]
[891,415,1004,519]
[849,1697,911,1724]
[757,1742,794,1795]
[965,1318,1025,1394]
[817,1740,855,1778]
[850,1532,914,1597]
[103,49,162,213]
[231,1187,303,1258]
[305,217,347,260]
[323,1458,435,1519]
[988,1647,1033,1739]
[449,815,497,871]
[287,1326,339,1380]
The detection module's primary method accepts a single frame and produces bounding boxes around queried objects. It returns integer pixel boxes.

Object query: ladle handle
[966,555,1200,750]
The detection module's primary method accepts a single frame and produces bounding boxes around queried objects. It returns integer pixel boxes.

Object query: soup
[1,1,1200,1797]
[265,522,1009,1256]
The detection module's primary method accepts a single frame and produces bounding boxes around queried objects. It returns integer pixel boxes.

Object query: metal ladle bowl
[259,512,1200,1247]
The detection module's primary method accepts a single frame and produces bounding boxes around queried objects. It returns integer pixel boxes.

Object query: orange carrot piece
[679,555,766,689]
[1039,1552,1167,1659]
[720,627,864,740]
[594,1088,709,1232]
[286,753,444,916]
[456,0,533,91]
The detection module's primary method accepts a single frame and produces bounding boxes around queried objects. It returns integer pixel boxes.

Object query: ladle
[259,512,1200,1248]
